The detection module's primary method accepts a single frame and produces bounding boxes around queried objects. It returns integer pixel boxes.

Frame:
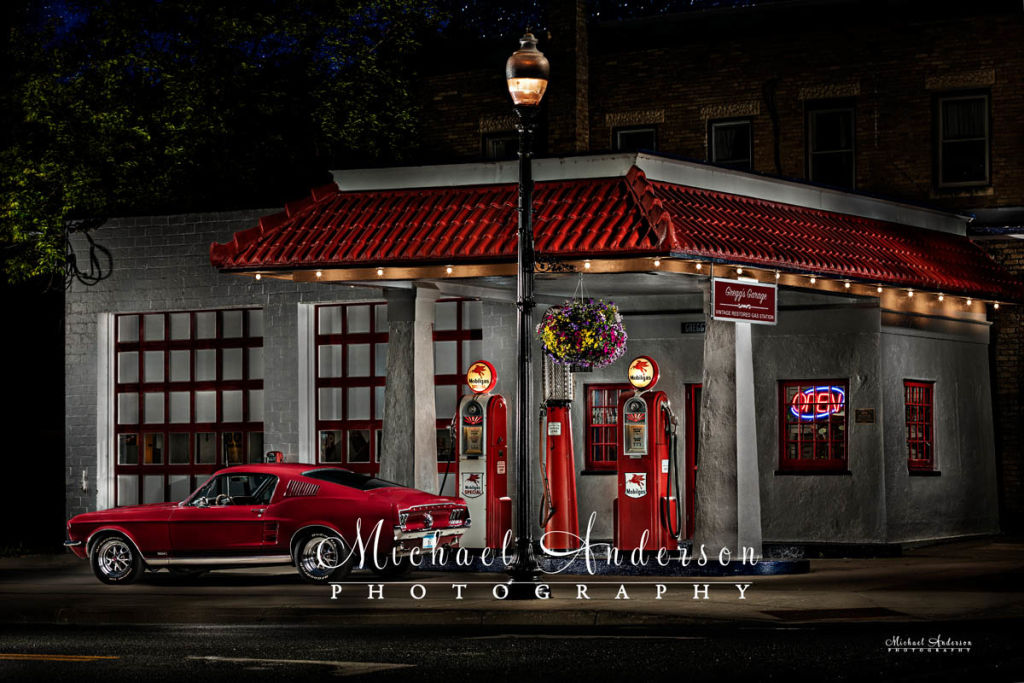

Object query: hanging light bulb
[695,263,703,271]
[255,273,262,281]
[736,267,743,275]
[844,281,851,289]
[377,268,384,276]
[938,293,944,302]
[877,286,883,294]
[653,259,661,268]
[809,276,817,285]
[315,271,322,279]
[775,271,781,280]
[446,266,453,275]
[967,298,973,306]
[908,289,914,298]
[994,302,1000,310]
[584,260,591,270]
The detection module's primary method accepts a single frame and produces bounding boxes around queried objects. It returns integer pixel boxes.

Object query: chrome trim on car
[144,555,293,567]
[392,527,468,541]
[63,540,83,547]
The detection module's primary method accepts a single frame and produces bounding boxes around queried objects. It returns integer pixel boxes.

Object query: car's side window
[190,473,277,506]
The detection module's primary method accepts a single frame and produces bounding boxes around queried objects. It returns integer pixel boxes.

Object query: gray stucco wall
[880,318,999,541]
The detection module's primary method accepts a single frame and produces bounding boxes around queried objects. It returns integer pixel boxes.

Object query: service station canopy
[210,152,1024,308]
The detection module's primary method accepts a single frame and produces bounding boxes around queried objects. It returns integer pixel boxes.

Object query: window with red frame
[779,380,848,471]
[114,309,264,506]
[314,300,481,474]
[905,380,935,471]
[585,384,632,471]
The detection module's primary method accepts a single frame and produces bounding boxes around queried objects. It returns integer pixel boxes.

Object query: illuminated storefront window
[905,380,935,472]
[584,384,632,471]
[779,380,848,472]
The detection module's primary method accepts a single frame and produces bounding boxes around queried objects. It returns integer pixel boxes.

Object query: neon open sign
[789,386,846,421]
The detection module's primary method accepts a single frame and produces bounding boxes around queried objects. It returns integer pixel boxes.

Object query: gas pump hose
[662,406,683,540]
[438,412,458,496]
[538,405,556,528]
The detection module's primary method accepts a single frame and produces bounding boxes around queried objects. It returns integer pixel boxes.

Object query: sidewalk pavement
[1,536,1022,627]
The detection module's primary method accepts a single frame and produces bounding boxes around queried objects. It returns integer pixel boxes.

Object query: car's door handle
[251,508,266,516]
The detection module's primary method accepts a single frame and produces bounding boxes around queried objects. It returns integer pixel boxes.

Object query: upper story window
[708,119,753,170]
[614,126,657,153]
[936,93,989,187]
[584,383,632,472]
[779,380,848,472]
[905,380,935,472]
[806,101,855,189]
[114,309,264,506]
[482,132,518,161]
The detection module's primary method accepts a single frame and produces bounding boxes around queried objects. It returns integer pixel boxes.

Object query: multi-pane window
[114,309,264,506]
[709,119,753,170]
[585,384,632,471]
[614,126,657,153]
[314,300,482,474]
[905,381,935,472]
[779,380,848,472]
[937,93,989,187]
[807,102,855,189]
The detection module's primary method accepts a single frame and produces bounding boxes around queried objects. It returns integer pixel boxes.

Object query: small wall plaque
[682,321,707,334]
[855,409,875,424]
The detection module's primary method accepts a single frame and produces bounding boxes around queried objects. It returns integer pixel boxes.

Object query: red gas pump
[453,360,511,550]
[539,359,580,551]
[615,356,682,551]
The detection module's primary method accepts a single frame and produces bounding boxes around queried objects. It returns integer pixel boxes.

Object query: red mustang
[64,463,470,585]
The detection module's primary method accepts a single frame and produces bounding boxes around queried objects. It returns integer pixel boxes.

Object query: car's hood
[364,487,465,509]
[70,501,180,524]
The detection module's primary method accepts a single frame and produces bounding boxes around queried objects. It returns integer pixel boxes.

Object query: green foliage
[0,0,443,284]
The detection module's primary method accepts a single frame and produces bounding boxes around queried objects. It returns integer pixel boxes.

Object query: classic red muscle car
[65,463,470,585]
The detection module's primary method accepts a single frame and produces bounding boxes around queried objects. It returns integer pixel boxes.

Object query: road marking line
[0,654,120,662]
[188,656,413,675]
[464,634,704,640]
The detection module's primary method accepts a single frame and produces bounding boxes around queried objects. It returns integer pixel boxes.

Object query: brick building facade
[406,0,1024,531]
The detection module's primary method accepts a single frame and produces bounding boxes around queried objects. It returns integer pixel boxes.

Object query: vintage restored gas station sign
[712,278,778,325]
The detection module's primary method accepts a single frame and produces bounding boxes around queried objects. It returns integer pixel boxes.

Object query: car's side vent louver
[284,480,320,497]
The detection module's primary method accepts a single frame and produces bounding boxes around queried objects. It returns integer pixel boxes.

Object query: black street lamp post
[505,32,549,585]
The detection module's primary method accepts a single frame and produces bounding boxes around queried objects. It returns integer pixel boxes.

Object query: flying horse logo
[624,472,647,498]
[461,472,484,498]
[469,363,490,379]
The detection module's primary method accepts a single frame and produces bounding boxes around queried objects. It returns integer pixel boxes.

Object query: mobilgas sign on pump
[450,360,511,550]
[615,356,682,551]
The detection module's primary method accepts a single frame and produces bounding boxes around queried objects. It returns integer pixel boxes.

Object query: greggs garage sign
[712,278,777,325]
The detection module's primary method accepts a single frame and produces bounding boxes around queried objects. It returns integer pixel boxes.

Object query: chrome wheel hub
[300,537,341,577]
[98,540,132,578]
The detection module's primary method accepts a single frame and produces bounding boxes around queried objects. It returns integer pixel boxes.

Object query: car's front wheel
[295,532,353,583]
[90,535,142,585]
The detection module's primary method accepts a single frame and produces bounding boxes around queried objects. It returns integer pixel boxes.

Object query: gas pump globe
[615,356,682,551]
[455,361,511,550]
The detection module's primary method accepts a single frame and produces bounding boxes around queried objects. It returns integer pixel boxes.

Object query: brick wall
[979,238,1024,532]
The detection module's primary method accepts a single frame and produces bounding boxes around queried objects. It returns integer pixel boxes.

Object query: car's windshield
[301,468,400,491]
[188,472,277,506]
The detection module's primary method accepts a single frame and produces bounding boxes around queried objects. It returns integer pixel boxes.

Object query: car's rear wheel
[90,535,142,585]
[371,556,413,580]
[295,532,353,583]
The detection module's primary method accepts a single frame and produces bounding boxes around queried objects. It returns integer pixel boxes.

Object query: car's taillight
[449,508,469,527]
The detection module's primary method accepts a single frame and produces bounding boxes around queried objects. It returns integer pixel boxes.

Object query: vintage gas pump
[454,360,511,550]
[615,356,682,551]
[539,357,580,551]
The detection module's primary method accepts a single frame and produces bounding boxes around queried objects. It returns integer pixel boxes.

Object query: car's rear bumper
[392,526,467,554]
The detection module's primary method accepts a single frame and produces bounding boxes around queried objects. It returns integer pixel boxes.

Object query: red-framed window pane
[314,300,482,474]
[114,309,264,506]
[779,379,848,472]
[584,384,632,471]
[905,380,935,471]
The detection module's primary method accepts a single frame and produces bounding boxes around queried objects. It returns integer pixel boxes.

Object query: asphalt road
[1,621,1022,682]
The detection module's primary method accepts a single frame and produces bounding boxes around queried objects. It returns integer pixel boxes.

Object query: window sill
[909,469,941,477]
[774,469,851,476]
[929,185,992,199]
[580,469,616,476]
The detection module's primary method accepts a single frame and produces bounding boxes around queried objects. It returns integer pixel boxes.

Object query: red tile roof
[210,166,1023,302]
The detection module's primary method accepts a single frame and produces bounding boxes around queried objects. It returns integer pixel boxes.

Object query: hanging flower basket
[536,298,627,371]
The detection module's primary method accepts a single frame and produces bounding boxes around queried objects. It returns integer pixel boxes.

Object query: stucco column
[734,322,763,557]
[694,280,740,555]
[380,287,438,492]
